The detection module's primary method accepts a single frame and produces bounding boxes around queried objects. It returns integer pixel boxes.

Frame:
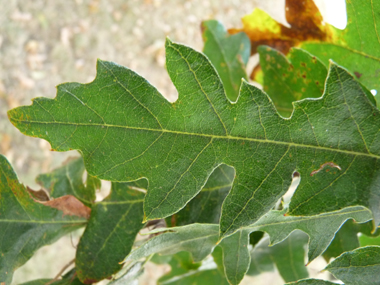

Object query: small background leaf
[248,231,309,282]
[36,157,100,204]
[202,20,250,101]
[76,180,147,283]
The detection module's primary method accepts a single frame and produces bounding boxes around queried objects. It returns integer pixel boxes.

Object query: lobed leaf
[125,206,372,285]
[0,155,86,284]
[8,39,380,239]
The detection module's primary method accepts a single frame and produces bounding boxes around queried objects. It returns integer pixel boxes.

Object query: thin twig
[45,258,75,285]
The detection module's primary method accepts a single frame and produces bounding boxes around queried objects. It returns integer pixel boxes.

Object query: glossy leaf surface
[8,40,380,239]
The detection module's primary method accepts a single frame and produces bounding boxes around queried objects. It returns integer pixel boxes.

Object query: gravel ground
[0,0,336,283]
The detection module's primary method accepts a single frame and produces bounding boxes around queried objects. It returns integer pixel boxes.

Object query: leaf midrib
[13,119,380,160]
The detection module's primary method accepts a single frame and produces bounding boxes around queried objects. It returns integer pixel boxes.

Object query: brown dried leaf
[37,195,91,219]
[228,0,332,55]
[26,186,50,201]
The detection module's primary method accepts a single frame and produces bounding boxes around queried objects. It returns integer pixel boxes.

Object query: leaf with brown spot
[0,155,86,284]
[36,156,101,205]
[301,0,380,93]
[27,186,50,201]
[36,195,91,219]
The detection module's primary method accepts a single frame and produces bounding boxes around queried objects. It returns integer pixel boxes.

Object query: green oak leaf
[325,246,380,285]
[248,231,309,282]
[247,207,372,263]
[202,20,250,101]
[0,155,86,284]
[36,157,100,204]
[8,39,380,238]
[169,164,234,226]
[301,0,380,93]
[75,179,147,283]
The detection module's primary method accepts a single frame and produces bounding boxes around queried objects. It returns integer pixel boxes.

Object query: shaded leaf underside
[8,39,380,239]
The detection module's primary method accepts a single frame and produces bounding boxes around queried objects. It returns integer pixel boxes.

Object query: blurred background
[0,0,346,283]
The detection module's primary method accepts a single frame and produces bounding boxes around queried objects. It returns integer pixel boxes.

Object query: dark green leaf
[202,20,250,101]
[325,246,380,285]
[76,180,147,282]
[8,40,380,239]
[36,157,100,204]
[0,155,86,284]
[169,164,234,226]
